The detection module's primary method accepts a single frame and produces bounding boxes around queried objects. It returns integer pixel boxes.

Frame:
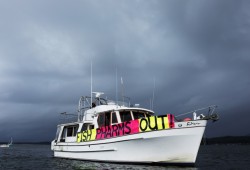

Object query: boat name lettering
[186,122,200,126]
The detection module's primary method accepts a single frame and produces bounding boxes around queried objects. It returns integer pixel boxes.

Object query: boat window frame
[55,126,62,142]
[145,112,152,117]
[89,124,94,130]
[119,110,133,123]
[60,125,79,142]
[67,126,74,137]
[111,111,118,125]
[132,110,146,120]
[104,112,111,126]
[60,127,67,142]
[97,112,105,127]
[81,123,95,131]
[97,111,113,128]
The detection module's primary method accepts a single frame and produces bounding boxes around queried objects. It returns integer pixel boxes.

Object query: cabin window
[60,128,67,142]
[97,112,111,127]
[81,123,94,131]
[55,126,61,142]
[111,112,118,124]
[98,113,105,127]
[120,110,132,122]
[105,112,111,126]
[145,112,152,117]
[58,125,79,142]
[133,111,145,120]
[67,127,73,137]
[62,125,79,137]
[73,126,78,136]
[89,124,94,130]
[82,123,88,131]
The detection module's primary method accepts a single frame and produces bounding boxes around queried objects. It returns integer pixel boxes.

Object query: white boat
[51,93,219,166]
[0,137,13,148]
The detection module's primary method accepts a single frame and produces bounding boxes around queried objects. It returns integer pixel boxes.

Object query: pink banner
[96,119,140,140]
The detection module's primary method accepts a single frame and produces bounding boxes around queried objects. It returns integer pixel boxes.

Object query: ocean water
[0,144,250,170]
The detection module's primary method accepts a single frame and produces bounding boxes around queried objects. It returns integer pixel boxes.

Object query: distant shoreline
[1,136,250,145]
[0,142,51,145]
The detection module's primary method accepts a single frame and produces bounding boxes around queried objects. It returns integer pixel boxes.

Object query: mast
[91,62,93,107]
[116,67,118,106]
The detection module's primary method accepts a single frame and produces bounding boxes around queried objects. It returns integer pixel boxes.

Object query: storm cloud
[0,0,250,142]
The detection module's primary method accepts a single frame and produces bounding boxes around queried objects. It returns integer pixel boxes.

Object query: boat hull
[52,120,206,164]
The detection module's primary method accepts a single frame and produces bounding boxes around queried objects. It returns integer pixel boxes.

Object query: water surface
[1,144,250,169]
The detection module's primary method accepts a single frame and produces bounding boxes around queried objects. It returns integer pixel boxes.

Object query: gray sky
[0,0,250,142]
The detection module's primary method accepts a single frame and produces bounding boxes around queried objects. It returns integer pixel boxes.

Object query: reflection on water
[1,144,250,170]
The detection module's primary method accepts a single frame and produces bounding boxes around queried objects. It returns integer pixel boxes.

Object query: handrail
[175,105,217,117]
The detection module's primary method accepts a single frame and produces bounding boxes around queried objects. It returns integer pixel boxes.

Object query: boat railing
[175,105,219,122]
[78,96,131,121]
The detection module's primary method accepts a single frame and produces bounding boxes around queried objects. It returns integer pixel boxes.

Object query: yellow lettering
[90,129,96,141]
[77,133,82,143]
[164,116,170,129]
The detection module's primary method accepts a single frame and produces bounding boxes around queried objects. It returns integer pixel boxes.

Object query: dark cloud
[0,0,250,142]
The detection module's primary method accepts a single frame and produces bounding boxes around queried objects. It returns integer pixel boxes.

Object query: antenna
[120,77,130,106]
[152,78,155,110]
[150,98,152,110]
[121,77,124,103]
[91,61,93,108]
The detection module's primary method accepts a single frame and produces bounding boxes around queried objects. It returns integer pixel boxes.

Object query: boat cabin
[55,106,154,143]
